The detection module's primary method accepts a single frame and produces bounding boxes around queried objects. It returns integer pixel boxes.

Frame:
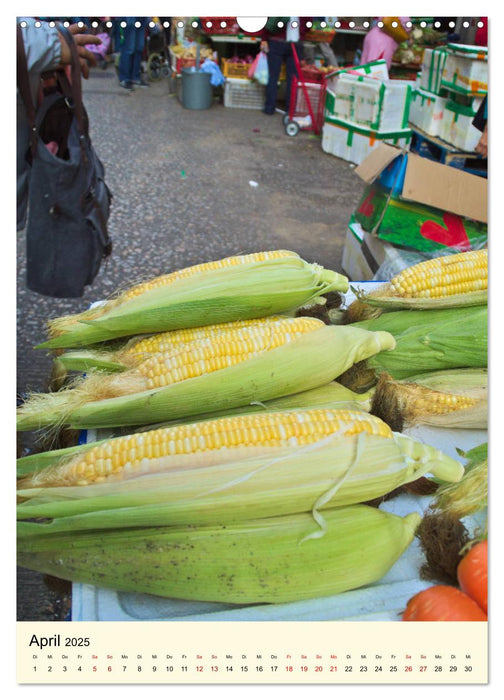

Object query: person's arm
[57,23,102,78]
[20,19,101,80]
[475,124,488,158]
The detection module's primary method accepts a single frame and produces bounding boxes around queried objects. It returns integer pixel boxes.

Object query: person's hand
[260,40,269,53]
[475,124,488,158]
[59,23,102,78]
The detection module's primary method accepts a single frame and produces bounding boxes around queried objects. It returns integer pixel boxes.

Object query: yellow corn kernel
[389,250,487,299]
[122,316,288,359]
[135,316,325,389]
[22,409,392,487]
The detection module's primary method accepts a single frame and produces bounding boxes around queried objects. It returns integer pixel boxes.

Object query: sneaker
[119,80,134,91]
[132,78,150,88]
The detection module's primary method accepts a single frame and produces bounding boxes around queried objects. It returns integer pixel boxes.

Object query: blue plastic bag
[200,59,225,86]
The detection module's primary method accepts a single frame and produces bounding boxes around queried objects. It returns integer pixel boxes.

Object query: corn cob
[337,305,487,391]
[38,251,349,349]
[17,505,421,604]
[17,408,463,536]
[56,316,291,373]
[354,250,488,313]
[17,323,395,431]
[371,369,488,431]
[15,382,374,479]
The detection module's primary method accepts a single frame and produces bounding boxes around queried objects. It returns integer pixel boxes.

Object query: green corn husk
[17,415,463,536]
[17,505,421,604]
[432,443,488,519]
[371,369,488,431]
[135,381,375,432]
[55,349,127,373]
[17,325,395,431]
[338,305,487,391]
[37,251,349,349]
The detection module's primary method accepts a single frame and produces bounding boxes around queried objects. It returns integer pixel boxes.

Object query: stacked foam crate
[438,44,487,152]
[322,60,414,165]
[409,47,448,136]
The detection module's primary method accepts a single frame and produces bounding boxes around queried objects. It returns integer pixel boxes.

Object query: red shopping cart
[284,43,327,137]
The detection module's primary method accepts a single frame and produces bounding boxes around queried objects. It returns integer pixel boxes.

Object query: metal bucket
[181,68,213,110]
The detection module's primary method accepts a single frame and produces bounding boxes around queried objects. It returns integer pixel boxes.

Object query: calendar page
[15,7,491,689]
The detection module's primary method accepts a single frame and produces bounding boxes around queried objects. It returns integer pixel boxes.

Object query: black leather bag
[17,24,112,298]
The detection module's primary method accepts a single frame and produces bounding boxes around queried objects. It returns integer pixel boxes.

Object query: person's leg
[131,24,148,84]
[264,40,283,114]
[118,23,135,85]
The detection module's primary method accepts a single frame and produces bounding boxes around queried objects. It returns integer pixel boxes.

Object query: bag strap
[56,23,87,138]
[16,24,38,154]
[17,22,88,141]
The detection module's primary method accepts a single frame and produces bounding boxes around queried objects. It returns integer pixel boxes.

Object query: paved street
[16,64,363,620]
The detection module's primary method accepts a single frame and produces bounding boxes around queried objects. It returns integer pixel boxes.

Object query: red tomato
[402,585,487,621]
[457,540,488,614]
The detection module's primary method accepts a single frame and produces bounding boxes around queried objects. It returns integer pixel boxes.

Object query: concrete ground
[16,65,363,621]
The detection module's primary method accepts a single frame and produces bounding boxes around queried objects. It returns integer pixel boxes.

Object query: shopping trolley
[284,43,327,137]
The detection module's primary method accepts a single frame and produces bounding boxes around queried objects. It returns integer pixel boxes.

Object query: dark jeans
[264,39,304,114]
[118,20,148,83]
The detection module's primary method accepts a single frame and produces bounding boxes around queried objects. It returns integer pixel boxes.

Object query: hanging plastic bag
[248,52,260,79]
[252,51,269,85]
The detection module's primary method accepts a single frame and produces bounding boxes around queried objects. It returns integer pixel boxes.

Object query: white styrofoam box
[326,75,411,133]
[442,52,488,95]
[439,101,481,152]
[325,59,389,93]
[419,47,447,95]
[342,220,372,281]
[409,87,447,136]
[380,79,415,132]
[328,73,383,127]
[321,119,411,166]
[446,42,488,61]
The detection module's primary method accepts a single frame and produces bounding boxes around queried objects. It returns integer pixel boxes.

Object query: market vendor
[258,17,312,115]
[360,17,411,70]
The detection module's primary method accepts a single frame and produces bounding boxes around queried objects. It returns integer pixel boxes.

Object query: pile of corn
[17,249,487,605]
[339,250,489,425]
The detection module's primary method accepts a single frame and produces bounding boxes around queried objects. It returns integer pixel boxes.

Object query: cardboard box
[439,99,481,152]
[419,47,447,95]
[321,119,412,166]
[352,143,487,252]
[409,87,447,137]
[342,218,434,281]
[325,74,412,133]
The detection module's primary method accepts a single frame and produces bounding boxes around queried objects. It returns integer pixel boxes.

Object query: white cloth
[286,17,300,42]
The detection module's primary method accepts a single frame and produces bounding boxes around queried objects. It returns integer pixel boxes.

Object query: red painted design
[357,188,375,217]
[420,212,471,250]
